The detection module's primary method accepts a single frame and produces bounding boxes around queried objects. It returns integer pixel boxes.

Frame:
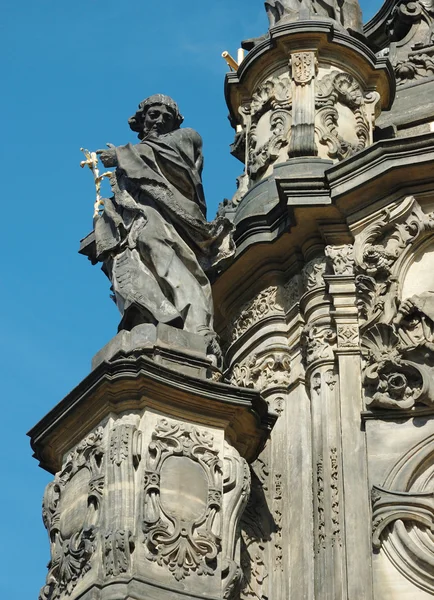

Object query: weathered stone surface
[31,4,434,600]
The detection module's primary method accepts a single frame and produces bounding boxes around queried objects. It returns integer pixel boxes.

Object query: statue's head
[128,94,184,139]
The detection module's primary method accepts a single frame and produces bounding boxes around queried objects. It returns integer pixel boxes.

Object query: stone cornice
[225,20,395,125]
[28,356,274,473]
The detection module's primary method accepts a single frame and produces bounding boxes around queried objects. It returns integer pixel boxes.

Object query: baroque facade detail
[325,244,355,276]
[143,420,223,581]
[40,428,105,600]
[240,457,272,600]
[315,71,377,160]
[230,286,284,342]
[230,352,291,392]
[238,75,292,180]
[372,434,434,593]
[355,198,434,410]
[383,0,434,84]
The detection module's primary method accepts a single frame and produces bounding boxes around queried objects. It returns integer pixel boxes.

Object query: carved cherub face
[143,104,176,136]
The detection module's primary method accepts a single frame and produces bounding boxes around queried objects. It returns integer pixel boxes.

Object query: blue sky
[1,0,380,596]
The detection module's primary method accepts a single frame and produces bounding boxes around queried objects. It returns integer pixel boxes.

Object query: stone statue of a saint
[90,94,233,360]
[265,0,362,33]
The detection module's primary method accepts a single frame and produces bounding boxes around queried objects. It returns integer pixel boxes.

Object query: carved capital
[325,244,354,276]
[230,351,291,393]
[291,51,316,85]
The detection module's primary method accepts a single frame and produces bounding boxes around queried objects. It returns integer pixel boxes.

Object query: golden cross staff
[80,148,113,218]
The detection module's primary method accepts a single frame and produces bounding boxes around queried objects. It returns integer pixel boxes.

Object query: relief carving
[372,433,434,593]
[230,352,291,392]
[330,448,342,548]
[355,200,434,410]
[337,324,359,349]
[103,530,133,577]
[142,419,222,581]
[240,457,273,600]
[222,443,251,599]
[291,51,316,85]
[238,75,292,181]
[384,0,434,85]
[362,318,434,410]
[40,428,105,600]
[230,286,284,343]
[316,459,326,552]
[315,72,376,161]
[273,473,283,572]
[283,274,302,309]
[302,323,337,366]
[354,198,434,328]
[325,244,354,276]
[302,257,327,292]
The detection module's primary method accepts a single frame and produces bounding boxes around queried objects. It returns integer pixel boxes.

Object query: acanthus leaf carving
[104,529,133,577]
[302,257,327,292]
[230,286,284,343]
[39,427,105,600]
[355,198,434,329]
[302,322,337,366]
[230,351,291,393]
[143,419,222,581]
[325,244,354,276]
[315,71,373,161]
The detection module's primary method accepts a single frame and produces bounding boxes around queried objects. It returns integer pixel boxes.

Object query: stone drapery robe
[94,128,233,334]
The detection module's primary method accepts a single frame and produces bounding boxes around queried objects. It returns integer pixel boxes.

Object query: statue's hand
[96,143,117,167]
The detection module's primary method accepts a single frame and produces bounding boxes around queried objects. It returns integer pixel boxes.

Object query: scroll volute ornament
[315,71,378,161]
[143,419,222,581]
[40,428,105,600]
[238,75,292,181]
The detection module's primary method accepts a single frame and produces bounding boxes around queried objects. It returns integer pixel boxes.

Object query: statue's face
[143,104,176,135]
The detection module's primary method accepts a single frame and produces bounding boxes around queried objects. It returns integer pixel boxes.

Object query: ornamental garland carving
[372,433,434,593]
[315,71,376,161]
[230,351,291,393]
[142,419,223,581]
[39,428,105,600]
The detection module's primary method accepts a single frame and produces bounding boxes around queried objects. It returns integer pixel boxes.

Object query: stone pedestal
[29,356,273,600]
